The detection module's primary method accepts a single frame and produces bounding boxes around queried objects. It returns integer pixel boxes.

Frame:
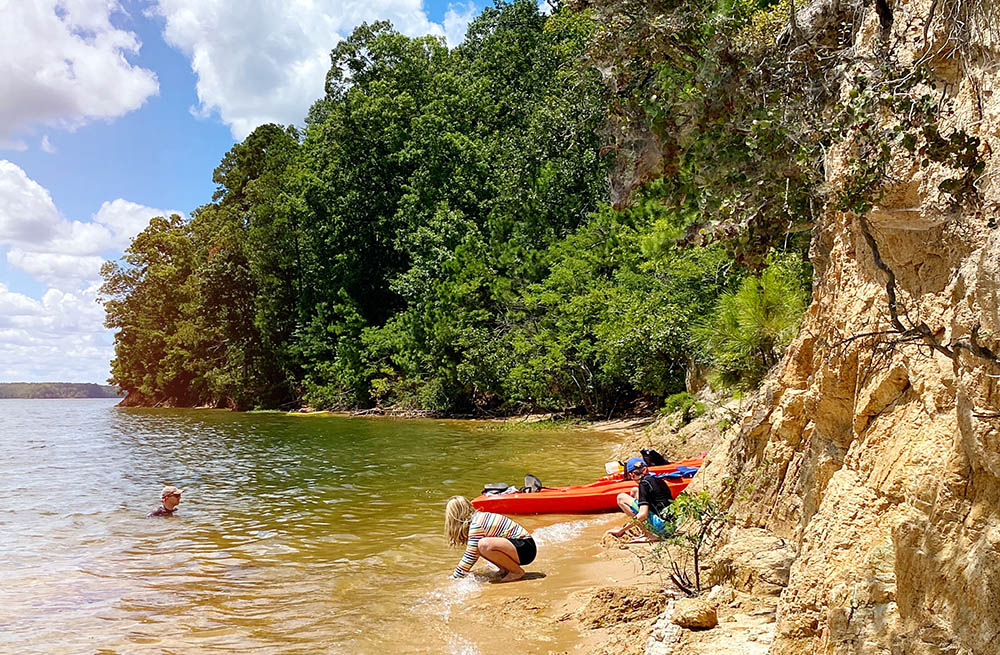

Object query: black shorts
[508,536,536,565]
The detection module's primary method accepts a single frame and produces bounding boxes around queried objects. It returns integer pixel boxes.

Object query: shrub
[662,391,706,424]
[693,253,809,390]
[666,491,728,595]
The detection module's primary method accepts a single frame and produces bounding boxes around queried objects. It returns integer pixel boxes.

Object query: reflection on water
[0,399,615,654]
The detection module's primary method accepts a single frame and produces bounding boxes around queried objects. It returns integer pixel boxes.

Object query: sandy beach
[437,513,665,655]
[433,410,727,655]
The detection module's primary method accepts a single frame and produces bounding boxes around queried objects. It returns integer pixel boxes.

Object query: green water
[0,399,617,654]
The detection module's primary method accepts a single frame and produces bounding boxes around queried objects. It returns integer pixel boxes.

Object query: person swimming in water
[445,495,536,582]
[147,485,183,517]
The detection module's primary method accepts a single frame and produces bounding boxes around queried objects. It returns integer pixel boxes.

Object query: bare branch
[669,561,695,596]
[854,216,1000,369]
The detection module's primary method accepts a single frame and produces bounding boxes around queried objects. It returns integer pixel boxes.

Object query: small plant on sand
[663,491,728,595]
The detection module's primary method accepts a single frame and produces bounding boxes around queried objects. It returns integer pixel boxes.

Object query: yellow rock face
[696,1,1000,653]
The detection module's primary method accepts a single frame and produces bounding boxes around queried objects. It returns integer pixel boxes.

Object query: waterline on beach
[2,399,620,654]
[418,574,484,622]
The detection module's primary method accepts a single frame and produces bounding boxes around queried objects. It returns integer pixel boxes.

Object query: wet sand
[428,513,660,655]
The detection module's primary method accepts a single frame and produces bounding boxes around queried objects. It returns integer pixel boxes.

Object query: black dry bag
[640,448,669,467]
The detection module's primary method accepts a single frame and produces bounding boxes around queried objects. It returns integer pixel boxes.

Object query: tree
[207,124,304,408]
[666,491,727,595]
[101,0,815,414]
[693,253,809,389]
[100,214,201,405]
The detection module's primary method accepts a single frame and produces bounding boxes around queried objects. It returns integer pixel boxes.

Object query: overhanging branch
[856,216,999,368]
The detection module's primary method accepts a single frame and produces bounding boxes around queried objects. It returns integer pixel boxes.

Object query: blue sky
[0,0,486,384]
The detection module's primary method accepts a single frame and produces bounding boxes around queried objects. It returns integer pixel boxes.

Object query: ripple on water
[319,532,362,543]
[532,517,606,546]
[1,399,618,654]
[416,574,484,623]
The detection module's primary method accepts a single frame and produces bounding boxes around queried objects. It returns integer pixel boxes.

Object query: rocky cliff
[701,1,1000,653]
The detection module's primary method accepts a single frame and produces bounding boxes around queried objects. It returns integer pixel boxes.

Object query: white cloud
[0,160,62,244]
[39,219,115,257]
[0,283,112,383]
[93,198,178,249]
[444,2,478,47]
[153,0,480,139]
[0,161,181,284]
[6,249,107,287]
[40,285,108,333]
[41,135,56,154]
[0,1,159,144]
[0,283,44,323]
[0,284,106,337]
[0,164,185,382]
[0,139,28,152]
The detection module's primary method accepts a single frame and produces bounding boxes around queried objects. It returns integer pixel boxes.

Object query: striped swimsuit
[453,511,530,578]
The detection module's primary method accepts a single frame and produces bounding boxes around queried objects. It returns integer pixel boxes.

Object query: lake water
[0,399,621,654]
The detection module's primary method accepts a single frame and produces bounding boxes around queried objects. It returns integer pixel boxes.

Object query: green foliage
[101,0,992,414]
[100,214,204,405]
[666,490,727,594]
[590,0,830,267]
[102,0,837,414]
[285,1,618,413]
[693,253,809,389]
[102,2,626,412]
[671,490,725,529]
[662,392,706,423]
[731,0,792,53]
[100,124,304,409]
[489,194,740,415]
[832,66,985,215]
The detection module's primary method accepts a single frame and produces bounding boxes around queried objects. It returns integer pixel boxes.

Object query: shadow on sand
[491,571,547,583]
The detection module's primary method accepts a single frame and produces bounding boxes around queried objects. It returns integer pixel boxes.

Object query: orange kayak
[471,457,702,515]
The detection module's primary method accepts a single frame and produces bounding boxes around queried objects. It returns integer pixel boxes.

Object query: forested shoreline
[110,0,978,414]
[0,383,120,399]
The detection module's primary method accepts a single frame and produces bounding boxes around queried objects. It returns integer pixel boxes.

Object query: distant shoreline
[0,383,121,399]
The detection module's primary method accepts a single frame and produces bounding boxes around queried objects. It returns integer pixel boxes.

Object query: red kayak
[471,457,703,515]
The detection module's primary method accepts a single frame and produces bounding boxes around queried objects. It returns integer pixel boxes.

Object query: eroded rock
[671,599,718,629]
[712,528,796,596]
[691,0,1000,652]
[578,586,668,629]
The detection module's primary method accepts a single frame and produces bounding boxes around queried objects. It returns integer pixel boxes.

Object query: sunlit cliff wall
[701,1,1000,653]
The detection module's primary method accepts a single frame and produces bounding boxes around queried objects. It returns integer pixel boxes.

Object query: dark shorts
[508,536,536,566]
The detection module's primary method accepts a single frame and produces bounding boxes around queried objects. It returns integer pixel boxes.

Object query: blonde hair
[444,495,476,547]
